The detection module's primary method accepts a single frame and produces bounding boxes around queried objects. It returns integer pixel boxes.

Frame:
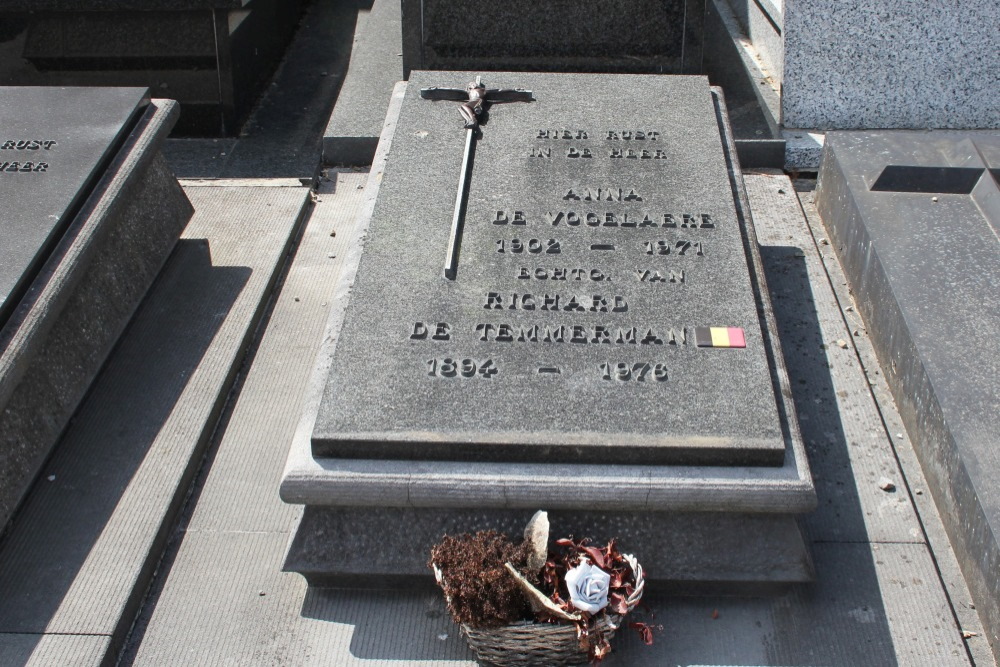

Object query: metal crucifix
[420,76,534,280]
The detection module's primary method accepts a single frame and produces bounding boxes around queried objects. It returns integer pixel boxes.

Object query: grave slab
[0,1,304,136]
[313,72,786,468]
[815,129,1000,652]
[282,73,816,586]
[401,0,705,77]
[0,87,192,531]
[0,88,147,326]
[322,0,403,167]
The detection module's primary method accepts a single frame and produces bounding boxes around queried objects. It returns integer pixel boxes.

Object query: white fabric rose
[564,559,611,614]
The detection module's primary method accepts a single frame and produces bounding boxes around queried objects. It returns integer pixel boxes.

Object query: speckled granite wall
[782,0,999,129]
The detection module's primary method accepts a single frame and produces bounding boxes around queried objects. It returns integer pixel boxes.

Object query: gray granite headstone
[0,87,147,326]
[312,72,786,467]
[816,130,1000,652]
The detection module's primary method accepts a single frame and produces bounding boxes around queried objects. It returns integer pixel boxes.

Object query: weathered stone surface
[816,129,1000,653]
[283,74,815,587]
[0,90,192,530]
[312,72,786,467]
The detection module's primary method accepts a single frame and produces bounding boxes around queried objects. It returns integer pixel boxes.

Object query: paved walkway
[120,170,989,666]
[0,0,994,664]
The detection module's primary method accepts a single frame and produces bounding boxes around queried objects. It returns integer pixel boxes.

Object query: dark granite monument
[815,130,1000,652]
[0,0,303,135]
[281,72,815,587]
[0,87,192,530]
[401,0,706,78]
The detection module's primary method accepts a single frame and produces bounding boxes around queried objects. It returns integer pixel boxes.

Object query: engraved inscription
[0,161,49,173]
[1,139,56,175]
[605,131,660,141]
[516,267,609,281]
[484,293,627,312]
[609,148,668,160]
[545,211,714,228]
[496,238,561,254]
[636,269,685,283]
[599,362,668,382]
[475,324,687,346]
[427,358,498,378]
[530,130,665,163]
[563,187,642,202]
[410,322,452,340]
[537,129,589,139]
[404,118,733,388]
[1,140,57,150]
[643,240,704,256]
[493,210,527,225]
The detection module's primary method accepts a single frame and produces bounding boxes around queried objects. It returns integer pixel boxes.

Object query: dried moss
[429,530,535,628]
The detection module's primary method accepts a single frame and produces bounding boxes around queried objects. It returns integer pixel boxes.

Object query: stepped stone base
[284,506,814,588]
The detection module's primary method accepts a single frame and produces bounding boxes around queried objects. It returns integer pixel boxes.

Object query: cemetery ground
[0,1,996,666]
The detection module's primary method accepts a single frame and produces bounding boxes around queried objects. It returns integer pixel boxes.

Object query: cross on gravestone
[420,76,534,280]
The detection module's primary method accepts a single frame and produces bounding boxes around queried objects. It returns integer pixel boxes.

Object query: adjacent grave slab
[0,88,146,326]
[815,130,1000,651]
[704,0,784,169]
[401,0,706,77]
[0,87,192,530]
[283,73,816,586]
[322,0,403,166]
[0,1,303,136]
[782,0,999,129]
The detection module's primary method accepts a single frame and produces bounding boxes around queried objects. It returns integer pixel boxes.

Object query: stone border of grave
[0,96,193,531]
[815,130,1000,656]
[280,81,817,588]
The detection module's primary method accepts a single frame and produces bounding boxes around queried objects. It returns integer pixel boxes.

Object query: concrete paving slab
[0,634,109,667]
[796,184,995,665]
[129,531,474,666]
[744,170,923,545]
[322,0,402,166]
[118,165,480,664]
[187,170,368,534]
[128,508,968,664]
[0,185,308,653]
[602,542,968,666]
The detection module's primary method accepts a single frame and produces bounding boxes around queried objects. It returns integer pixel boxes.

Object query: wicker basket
[440,554,645,666]
[461,613,624,666]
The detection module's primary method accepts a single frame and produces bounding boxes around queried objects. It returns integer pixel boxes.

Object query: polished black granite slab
[0,86,148,326]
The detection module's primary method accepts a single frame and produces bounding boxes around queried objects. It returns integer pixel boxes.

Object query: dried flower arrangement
[429,511,652,665]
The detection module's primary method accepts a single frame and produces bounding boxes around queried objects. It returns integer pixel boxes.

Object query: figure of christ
[420,76,534,128]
